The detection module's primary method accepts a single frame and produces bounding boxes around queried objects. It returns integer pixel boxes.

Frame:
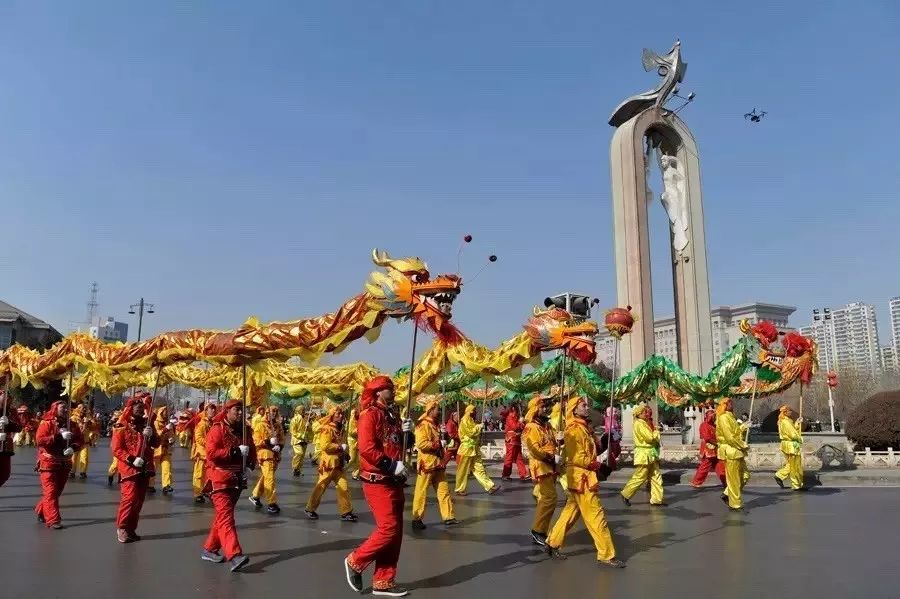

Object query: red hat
[215,399,243,422]
[361,375,394,409]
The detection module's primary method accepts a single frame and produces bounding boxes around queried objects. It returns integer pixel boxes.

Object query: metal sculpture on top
[609,39,687,127]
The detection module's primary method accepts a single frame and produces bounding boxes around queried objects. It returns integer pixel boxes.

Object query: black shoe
[229,555,249,572]
[304,510,319,520]
[500,476,511,482]
[531,530,547,546]
[796,486,808,492]
[162,486,174,495]
[266,503,281,514]
[147,487,157,494]
[37,513,45,523]
[545,545,567,560]
[521,476,533,483]
[292,469,300,477]
[650,502,668,507]
[51,523,64,530]
[620,494,631,507]
[69,471,76,479]
[344,557,363,593]
[411,519,426,531]
[201,550,224,563]
[248,496,263,509]
[721,494,729,505]
[598,558,626,569]
[340,512,358,522]
[108,475,114,486]
[443,518,459,527]
[79,472,87,479]
[774,476,785,489]
[194,495,205,504]
[372,586,409,597]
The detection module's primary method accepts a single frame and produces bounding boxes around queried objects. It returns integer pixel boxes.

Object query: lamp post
[128,298,155,343]
[812,308,836,432]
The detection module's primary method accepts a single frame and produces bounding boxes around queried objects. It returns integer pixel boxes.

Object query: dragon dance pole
[744,368,759,444]
[556,352,567,454]
[241,365,248,472]
[65,368,74,448]
[607,339,619,466]
[402,323,419,460]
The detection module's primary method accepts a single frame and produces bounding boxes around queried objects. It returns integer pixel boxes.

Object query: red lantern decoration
[604,305,635,339]
[826,371,838,389]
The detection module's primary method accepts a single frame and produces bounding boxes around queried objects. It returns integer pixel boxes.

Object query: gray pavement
[2,442,898,599]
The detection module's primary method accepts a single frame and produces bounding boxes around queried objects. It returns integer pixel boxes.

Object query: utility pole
[128,298,156,343]
[812,308,836,432]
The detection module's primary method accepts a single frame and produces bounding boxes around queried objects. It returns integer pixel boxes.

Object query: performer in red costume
[0,390,23,487]
[201,399,256,572]
[344,376,412,597]
[443,409,460,466]
[111,395,159,543]
[500,403,530,482]
[690,407,725,488]
[34,400,83,529]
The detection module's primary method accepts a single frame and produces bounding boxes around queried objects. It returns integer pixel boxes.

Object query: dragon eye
[410,273,428,284]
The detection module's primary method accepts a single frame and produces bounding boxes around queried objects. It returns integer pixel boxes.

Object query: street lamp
[812,308,836,432]
[128,298,156,343]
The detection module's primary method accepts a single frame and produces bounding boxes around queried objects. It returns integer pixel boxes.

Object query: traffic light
[544,293,600,319]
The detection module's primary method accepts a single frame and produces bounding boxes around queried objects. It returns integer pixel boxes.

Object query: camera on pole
[543,293,600,322]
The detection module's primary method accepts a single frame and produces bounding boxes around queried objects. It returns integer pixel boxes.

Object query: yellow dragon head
[366,249,464,343]
[523,307,598,364]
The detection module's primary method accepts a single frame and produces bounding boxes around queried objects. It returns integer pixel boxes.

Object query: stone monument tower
[608,40,714,433]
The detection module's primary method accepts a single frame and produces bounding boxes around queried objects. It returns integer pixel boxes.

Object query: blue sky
[2,2,899,371]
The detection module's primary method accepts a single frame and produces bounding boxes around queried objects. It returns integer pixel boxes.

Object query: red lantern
[826,371,838,389]
[604,305,635,339]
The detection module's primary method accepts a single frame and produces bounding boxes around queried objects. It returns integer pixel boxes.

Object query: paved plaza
[2,442,898,599]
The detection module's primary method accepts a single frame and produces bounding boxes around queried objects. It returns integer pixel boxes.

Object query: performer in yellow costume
[620,404,665,507]
[107,408,122,486]
[191,402,217,503]
[454,404,500,496]
[347,408,360,480]
[716,398,750,510]
[70,404,98,479]
[411,399,457,531]
[249,405,284,514]
[151,405,176,495]
[304,406,357,521]
[549,401,567,492]
[288,405,313,477]
[774,405,805,491]
[545,395,625,568]
[522,394,560,546]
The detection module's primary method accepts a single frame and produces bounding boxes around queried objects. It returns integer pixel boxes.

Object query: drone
[744,108,767,123]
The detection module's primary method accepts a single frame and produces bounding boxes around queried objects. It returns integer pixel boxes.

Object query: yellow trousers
[547,491,616,561]
[723,458,750,509]
[151,455,173,489]
[192,459,206,497]
[291,443,307,474]
[454,454,495,493]
[531,476,558,535]
[73,446,90,474]
[305,468,352,514]
[621,462,664,504]
[348,437,359,478]
[178,431,190,448]
[108,457,118,477]
[252,460,279,504]
[15,432,33,447]
[412,470,454,521]
[776,453,803,490]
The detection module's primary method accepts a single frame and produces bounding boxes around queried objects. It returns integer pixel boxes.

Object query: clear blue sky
[2,2,898,371]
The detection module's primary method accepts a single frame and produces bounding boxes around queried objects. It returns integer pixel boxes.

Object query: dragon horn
[372,248,393,267]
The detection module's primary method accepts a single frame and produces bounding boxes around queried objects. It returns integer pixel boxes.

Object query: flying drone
[744,108,767,123]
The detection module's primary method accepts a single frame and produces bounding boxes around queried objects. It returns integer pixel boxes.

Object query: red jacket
[36,409,83,472]
[112,415,160,480]
[503,409,524,445]
[698,411,718,458]
[357,403,403,483]
[205,419,257,493]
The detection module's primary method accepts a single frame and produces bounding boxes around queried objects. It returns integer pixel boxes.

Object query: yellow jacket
[252,416,285,462]
[191,415,212,461]
[314,422,345,473]
[457,405,483,458]
[563,417,599,494]
[716,411,749,460]
[632,418,661,465]
[778,417,803,455]
[415,417,444,473]
[153,407,174,459]
[347,411,358,440]
[289,413,313,445]
[523,420,556,480]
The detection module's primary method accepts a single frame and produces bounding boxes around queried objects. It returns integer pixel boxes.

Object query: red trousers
[502,442,528,479]
[348,483,405,590]
[205,489,243,560]
[116,477,149,532]
[0,456,10,487]
[35,467,69,526]
[691,456,726,486]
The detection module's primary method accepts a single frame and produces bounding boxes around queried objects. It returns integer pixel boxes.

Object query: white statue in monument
[659,152,689,256]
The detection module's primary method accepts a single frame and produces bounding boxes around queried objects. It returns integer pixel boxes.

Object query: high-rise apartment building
[799,302,882,377]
